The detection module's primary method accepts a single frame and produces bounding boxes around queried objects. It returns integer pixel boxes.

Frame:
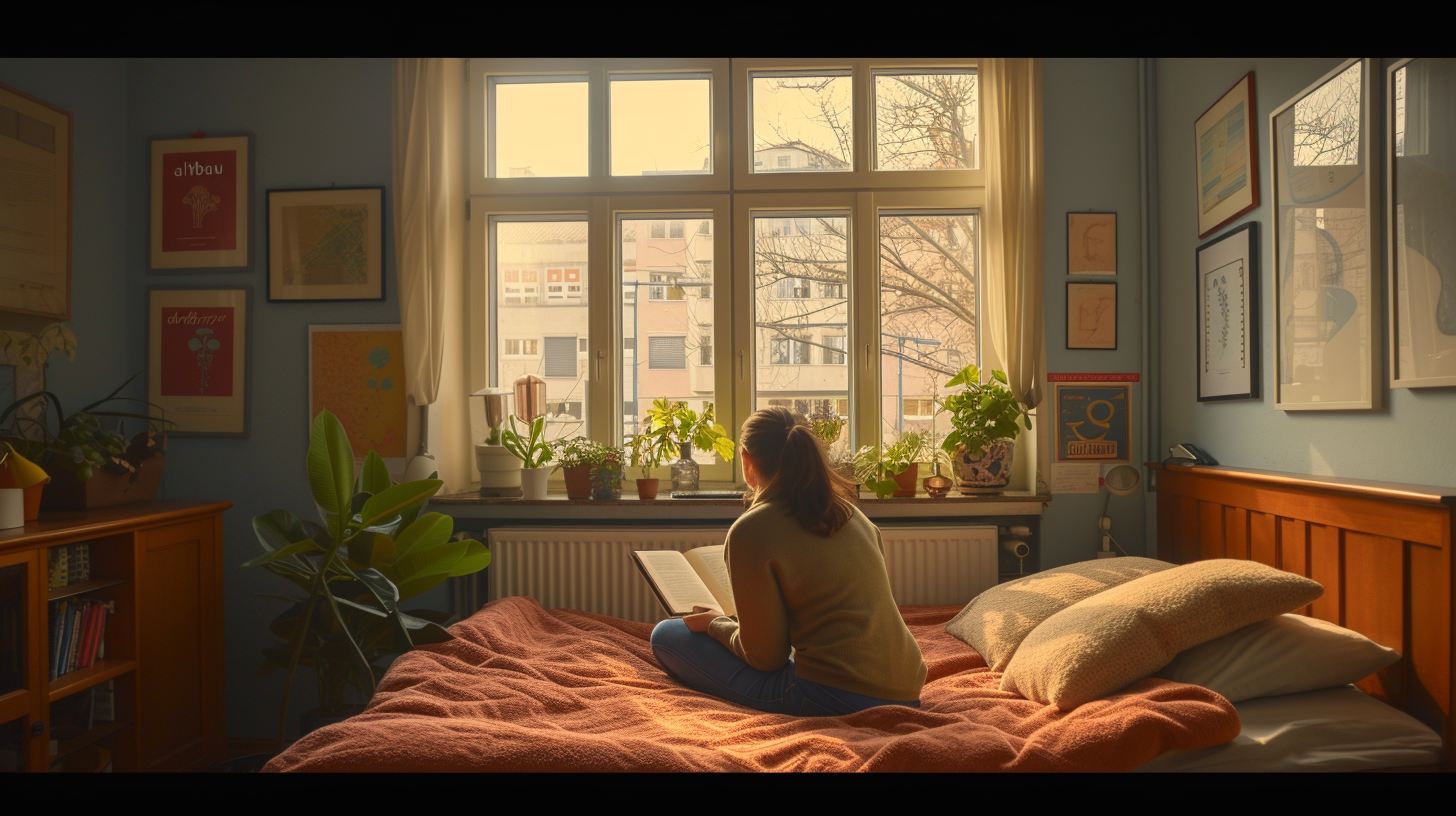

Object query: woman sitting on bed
[651,407,927,716]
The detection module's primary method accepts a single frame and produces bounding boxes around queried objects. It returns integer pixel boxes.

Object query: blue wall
[1155,58,1456,489]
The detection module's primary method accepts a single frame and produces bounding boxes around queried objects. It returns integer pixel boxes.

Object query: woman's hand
[683,611,719,633]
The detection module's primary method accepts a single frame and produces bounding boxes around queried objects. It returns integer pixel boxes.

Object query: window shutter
[544,336,577,378]
[648,336,686,369]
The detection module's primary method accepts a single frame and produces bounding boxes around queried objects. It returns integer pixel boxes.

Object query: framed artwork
[1387,58,1456,388]
[148,287,251,436]
[1053,383,1131,463]
[1197,222,1260,401]
[1066,282,1117,349]
[0,82,71,319]
[1067,212,1116,275]
[1271,58,1381,410]
[1195,72,1260,239]
[149,133,252,272]
[308,324,411,479]
[268,187,385,302]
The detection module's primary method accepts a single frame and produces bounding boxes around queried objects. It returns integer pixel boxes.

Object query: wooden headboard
[1153,463,1455,770]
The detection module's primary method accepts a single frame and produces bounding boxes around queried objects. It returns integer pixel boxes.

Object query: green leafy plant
[806,409,845,447]
[937,365,1032,459]
[244,409,490,747]
[0,370,172,483]
[643,398,735,463]
[552,437,615,472]
[852,430,949,499]
[500,415,552,468]
[625,428,676,480]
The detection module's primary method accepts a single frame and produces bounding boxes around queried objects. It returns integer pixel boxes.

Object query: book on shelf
[48,546,69,589]
[48,598,113,680]
[92,680,116,722]
[46,543,92,590]
[631,545,736,618]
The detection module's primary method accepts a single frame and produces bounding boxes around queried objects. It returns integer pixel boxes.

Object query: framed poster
[308,324,411,479]
[148,287,251,436]
[149,133,252,271]
[1387,57,1456,388]
[1271,58,1380,410]
[1066,282,1117,349]
[1067,212,1116,275]
[0,82,71,319]
[268,187,385,302]
[1197,222,1260,401]
[1053,383,1131,463]
[1195,72,1260,239]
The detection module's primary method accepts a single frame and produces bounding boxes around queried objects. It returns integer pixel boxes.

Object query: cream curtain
[393,58,469,489]
[980,58,1045,410]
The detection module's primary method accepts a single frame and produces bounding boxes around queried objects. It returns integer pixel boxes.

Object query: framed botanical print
[1195,72,1259,239]
[1067,212,1116,275]
[1053,383,1131,463]
[1387,57,1456,388]
[1066,282,1117,349]
[148,287,251,436]
[1197,222,1260,401]
[149,134,253,272]
[268,187,385,302]
[1271,58,1381,410]
[1,82,71,319]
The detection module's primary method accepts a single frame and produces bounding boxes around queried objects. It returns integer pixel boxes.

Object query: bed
[265,465,1455,772]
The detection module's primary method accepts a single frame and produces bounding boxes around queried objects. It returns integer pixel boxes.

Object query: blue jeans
[650,618,921,716]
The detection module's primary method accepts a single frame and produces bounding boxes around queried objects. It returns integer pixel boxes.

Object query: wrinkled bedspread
[265,597,1239,772]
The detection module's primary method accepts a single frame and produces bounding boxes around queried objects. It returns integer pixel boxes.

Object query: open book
[631,545,736,618]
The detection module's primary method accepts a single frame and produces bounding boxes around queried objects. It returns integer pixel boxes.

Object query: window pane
[754,214,850,449]
[610,75,712,177]
[879,212,978,449]
[493,218,588,443]
[874,70,978,171]
[620,215,716,463]
[751,73,852,173]
[490,79,588,178]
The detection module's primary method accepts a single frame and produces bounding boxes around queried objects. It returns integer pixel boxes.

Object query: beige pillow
[1155,613,1400,702]
[1000,559,1324,709]
[945,557,1173,671]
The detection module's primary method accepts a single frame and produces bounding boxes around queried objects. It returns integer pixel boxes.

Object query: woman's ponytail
[740,407,856,536]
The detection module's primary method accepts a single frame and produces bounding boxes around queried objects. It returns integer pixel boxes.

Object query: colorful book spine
[49,601,64,681]
[78,603,98,670]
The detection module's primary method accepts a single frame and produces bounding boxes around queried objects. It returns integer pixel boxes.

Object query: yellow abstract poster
[309,325,407,460]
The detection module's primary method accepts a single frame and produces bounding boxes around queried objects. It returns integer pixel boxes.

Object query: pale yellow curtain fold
[393,58,469,489]
[981,58,1045,410]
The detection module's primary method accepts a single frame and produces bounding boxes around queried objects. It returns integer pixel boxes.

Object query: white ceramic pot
[952,440,1015,494]
[520,466,549,500]
[475,444,523,489]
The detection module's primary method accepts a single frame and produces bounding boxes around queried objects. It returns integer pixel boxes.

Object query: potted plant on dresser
[500,415,553,500]
[937,364,1032,494]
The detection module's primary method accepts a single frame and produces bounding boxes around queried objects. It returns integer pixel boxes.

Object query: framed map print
[1271,58,1380,410]
[1066,282,1117,349]
[1053,383,1131,463]
[1195,72,1259,239]
[1197,222,1260,401]
[268,187,385,302]
[149,134,252,271]
[1,82,71,319]
[148,287,251,436]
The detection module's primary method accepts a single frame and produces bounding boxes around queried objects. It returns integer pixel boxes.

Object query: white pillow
[1155,614,1400,703]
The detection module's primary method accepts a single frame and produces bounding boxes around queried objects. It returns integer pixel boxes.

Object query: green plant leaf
[357,480,442,532]
[307,410,355,523]
[241,538,323,568]
[400,612,454,645]
[392,511,454,562]
[360,450,392,496]
[253,509,307,552]
[446,539,491,577]
[347,531,397,570]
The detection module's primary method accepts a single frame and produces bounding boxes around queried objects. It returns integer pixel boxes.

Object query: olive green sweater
[707,499,926,701]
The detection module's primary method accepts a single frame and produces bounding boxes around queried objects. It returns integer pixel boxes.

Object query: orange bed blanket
[265,597,1239,772]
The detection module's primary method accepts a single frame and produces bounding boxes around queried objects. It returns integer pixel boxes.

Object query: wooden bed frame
[1154,464,1455,771]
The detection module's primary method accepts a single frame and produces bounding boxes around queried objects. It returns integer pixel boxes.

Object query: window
[548,401,583,421]
[769,337,812,365]
[699,331,713,365]
[543,336,579,378]
[648,335,687,369]
[504,339,538,356]
[818,281,844,299]
[823,335,846,365]
[610,74,711,177]
[487,77,589,178]
[751,71,853,174]
[874,69,979,170]
[648,273,669,301]
[902,397,935,418]
[578,337,588,353]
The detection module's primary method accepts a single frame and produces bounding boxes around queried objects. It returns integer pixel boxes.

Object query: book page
[633,550,721,617]
[683,545,735,617]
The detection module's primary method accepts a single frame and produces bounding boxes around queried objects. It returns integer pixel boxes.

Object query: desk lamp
[1096,464,1141,559]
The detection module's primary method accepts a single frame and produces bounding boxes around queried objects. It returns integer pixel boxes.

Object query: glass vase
[670,442,700,492]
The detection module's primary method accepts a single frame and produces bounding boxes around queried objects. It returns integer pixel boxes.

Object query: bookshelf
[0,501,229,773]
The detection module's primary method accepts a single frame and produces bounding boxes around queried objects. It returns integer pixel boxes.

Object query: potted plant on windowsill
[626,422,676,500]
[938,365,1032,494]
[852,430,947,499]
[500,415,553,500]
[642,399,735,493]
[807,408,853,482]
[554,437,610,500]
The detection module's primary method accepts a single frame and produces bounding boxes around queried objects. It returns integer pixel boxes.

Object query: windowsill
[434,489,1051,520]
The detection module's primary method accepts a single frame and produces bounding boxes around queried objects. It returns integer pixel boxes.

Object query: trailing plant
[806,409,845,447]
[937,365,1032,459]
[642,398,735,462]
[0,370,172,483]
[500,415,552,468]
[852,430,949,499]
[244,409,490,747]
[552,437,615,472]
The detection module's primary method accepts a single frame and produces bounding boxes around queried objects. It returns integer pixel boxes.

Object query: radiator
[486,525,998,623]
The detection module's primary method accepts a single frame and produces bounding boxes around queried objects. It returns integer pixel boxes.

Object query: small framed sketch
[1195,72,1259,239]
[1067,212,1116,275]
[1066,282,1117,349]
[149,134,252,272]
[1387,57,1456,388]
[1,82,71,319]
[1053,383,1131,463]
[1197,222,1260,401]
[268,187,385,302]
[148,287,251,436]
[1270,58,1380,410]
[308,324,411,479]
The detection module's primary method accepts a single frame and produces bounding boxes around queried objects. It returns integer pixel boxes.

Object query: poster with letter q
[149,134,252,271]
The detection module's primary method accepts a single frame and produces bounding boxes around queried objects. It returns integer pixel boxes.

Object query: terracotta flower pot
[890,463,919,497]
[562,465,592,500]
[41,453,165,512]
[635,478,660,500]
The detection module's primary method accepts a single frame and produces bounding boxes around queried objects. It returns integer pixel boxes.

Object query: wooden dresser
[0,501,229,772]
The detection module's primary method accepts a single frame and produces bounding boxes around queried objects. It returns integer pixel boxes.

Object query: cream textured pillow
[1000,559,1324,709]
[944,557,1173,671]
[1155,613,1399,702]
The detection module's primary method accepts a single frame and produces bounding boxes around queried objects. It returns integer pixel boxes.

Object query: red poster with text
[161,150,237,252]
[160,307,234,397]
